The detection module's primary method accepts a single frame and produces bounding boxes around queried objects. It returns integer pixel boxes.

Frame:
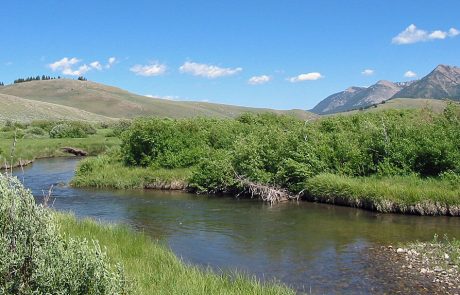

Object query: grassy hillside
[0,93,114,122]
[333,98,454,116]
[0,79,316,120]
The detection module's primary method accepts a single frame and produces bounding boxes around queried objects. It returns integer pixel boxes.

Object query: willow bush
[0,173,129,294]
[119,104,460,194]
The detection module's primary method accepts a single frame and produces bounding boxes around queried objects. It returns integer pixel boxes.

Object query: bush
[49,123,87,138]
[119,106,460,193]
[190,150,236,193]
[25,126,46,137]
[0,174,129,294]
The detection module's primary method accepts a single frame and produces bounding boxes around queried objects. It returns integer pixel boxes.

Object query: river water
[13,157,460,294]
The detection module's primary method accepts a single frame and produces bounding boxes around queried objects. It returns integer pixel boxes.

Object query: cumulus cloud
[130,63,167,76]
[449,28,460,37]
[392,24,459,44]
[49,56,118,76]
[49,57,80,71]
[248,75,271,85]
[63,64,91,76]
[361,69,375,76]
[106,57,117,68]
[90,61,102,70]
[404,70,417,78]
[49,57,92,76]
[179,61,242,78]
[288,72,324,82]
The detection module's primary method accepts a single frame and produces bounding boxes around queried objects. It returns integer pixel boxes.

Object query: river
[13,157,460,294]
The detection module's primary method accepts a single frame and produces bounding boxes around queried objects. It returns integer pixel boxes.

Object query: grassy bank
[0,136,120,167]
[72,156,460,215]
[303,174,460,215]
[71,156,191,189]
[58,214,294,295]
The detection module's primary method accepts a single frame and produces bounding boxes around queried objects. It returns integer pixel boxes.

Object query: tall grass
[58,214,294,295]
[71,155,191,189]
[0,136,120,167]
[303,174,460,215]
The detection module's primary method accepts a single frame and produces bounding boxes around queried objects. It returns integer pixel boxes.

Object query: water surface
[14,157,460,294]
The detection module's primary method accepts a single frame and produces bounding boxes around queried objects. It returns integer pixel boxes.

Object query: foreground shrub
[0,173,129,294]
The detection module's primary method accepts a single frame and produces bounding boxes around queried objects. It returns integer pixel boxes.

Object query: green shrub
[119,106,460,193]
[190,150,236,193]
[0,173,129,294]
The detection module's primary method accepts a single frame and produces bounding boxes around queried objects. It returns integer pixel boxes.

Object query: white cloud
[179,61,242,78]
[449,28,460,37]
[49,57,92,76]
[404,70,417,78]
[106,57,117,68]
[288,72,324,82]
[130,63,167,76]
[392,24,459,44]
[90,61,102,70]
[248,75,271,85]
[62,64,91,76]
[49,56,118,76]
[49,57,80,72]
[361,69,374,76]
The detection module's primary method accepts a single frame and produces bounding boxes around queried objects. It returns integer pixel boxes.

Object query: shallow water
[13,157,460,294]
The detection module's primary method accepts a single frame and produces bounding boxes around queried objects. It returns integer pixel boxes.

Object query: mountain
[0,79,316,121]
[311,80,404,114]
[0,93,112,122]
[392,64,460,100]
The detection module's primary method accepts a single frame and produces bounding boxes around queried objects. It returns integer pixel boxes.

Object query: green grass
[303,174,460,215]
[57,214,294,295]
[334,98,456,116]
[0,134,120,166]
[71,157,191,189]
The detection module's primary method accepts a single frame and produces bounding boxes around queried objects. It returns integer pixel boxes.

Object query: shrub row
[119,104,460,194]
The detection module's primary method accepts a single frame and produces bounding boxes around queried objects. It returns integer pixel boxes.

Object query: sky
[1,0,459,110]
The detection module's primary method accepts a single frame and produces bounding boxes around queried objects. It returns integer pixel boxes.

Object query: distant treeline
[13,75,61,84]
[0,82,4,86]
[11,75,87,84]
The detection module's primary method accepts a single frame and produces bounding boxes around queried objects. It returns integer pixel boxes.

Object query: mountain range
[311,64,460,114]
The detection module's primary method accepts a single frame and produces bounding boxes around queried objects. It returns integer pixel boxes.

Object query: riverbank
[0,136,120,169]
[71,156,190,190]
[58,213,294,295]
[72,156,460,216]
[303,174,460,216]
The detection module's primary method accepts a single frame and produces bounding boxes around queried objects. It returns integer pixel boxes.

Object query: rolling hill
[0,79,316,120]
[332,98,454,116]
[0,93,113,122]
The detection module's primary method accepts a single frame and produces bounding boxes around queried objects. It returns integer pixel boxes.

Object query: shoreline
[377,241,460,294]
[70,159,460,216]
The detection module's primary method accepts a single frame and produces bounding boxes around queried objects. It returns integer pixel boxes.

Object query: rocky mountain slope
[392,65,460,100]
[312,64,459,114]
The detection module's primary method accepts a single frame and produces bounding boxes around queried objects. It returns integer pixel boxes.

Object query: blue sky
[1,0,459,110]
